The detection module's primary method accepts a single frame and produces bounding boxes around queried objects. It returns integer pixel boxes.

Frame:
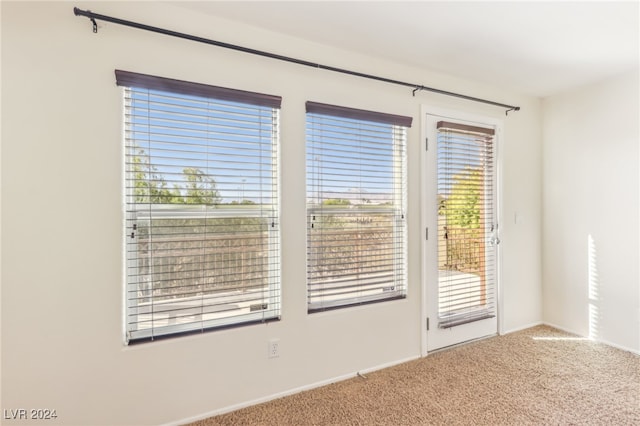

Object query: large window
[306,102,411,312]
[118,70,280,343]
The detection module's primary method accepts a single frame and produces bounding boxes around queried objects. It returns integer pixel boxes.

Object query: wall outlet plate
[268,338,280,358]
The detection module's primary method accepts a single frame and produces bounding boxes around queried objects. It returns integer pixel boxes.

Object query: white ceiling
[177,1,639,98]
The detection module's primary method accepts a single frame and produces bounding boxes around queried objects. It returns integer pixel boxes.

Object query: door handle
[489,224,500,246]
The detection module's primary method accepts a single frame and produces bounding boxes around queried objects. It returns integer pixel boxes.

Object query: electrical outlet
[268,338,280,358]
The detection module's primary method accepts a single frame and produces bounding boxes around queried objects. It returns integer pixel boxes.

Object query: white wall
[542,69,640,352]
[1,2,541,425]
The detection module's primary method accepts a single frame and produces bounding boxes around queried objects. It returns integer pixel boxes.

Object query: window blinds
[306,102,410,312]
[436,120,496,328]
[117,70,281,343]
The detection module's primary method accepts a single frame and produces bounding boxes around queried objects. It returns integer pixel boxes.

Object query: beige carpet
[188,325,640,425]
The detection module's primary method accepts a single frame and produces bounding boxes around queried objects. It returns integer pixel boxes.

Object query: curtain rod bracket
[505,106,520,116]
[412,86,425,97]
[74,7,98,33]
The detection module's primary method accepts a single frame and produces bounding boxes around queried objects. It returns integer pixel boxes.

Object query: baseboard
[501,321,543,335]
[542,321,640,355]
[166,355,420,426]
[541,321,583,336]
[597,337,640,355]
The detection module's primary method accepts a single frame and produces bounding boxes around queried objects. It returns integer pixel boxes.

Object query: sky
[127,87,407,206]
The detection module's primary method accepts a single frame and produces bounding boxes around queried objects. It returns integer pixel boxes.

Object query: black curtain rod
[73,7,520,115]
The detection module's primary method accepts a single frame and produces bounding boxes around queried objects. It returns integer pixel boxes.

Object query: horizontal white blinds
[436,121,496,328]
[118,71,281,343]
[306,102,410,312]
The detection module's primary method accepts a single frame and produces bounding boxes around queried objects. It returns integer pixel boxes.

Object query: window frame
[118,70,281,344]
[305,101,411,312]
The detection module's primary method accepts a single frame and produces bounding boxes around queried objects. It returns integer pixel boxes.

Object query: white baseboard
[542,321,640,355]
[541,321,583,336]
[166,355,420,426]
[501,321,543,335]
[596,337,640,355]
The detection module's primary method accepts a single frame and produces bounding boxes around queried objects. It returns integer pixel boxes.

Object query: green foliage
[183,167,221,205]
[440,167,482,230]
[131,149,183,204]
[131,148,221,205]
[439,167,483,273]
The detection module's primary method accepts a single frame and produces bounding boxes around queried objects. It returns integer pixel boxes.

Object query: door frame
[420,105,505,356]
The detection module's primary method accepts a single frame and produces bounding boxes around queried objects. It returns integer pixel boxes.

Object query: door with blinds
[424,114,500,352]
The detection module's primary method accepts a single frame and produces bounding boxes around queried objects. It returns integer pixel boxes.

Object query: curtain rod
[73,7,520,115]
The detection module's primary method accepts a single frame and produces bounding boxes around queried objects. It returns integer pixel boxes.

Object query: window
[117,70,280,343]
[436,120,496,328]
[306,102,411,312]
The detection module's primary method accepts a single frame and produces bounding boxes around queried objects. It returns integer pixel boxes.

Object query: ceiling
[176,1,639,98]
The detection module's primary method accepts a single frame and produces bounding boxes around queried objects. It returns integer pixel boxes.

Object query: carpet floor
[188,325,640,425]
